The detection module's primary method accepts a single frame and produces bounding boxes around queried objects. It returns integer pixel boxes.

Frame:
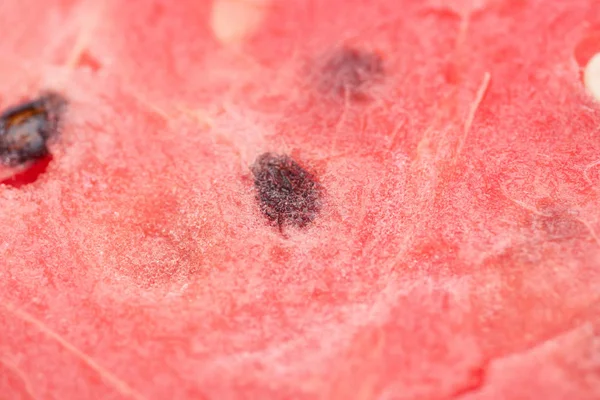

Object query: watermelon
[1,0,600,399]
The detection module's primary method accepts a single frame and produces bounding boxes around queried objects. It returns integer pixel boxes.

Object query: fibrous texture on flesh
[0,0,600,399]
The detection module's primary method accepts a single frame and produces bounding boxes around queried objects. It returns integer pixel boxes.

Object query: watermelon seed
[575,29,600,102]
[210,0,270,46]
[251,153,323,234]
[0,92,66,167]
[316,46,384,101]
[584,52,600,103]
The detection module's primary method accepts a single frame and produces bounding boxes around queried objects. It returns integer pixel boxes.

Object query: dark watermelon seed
[0,91,66,167]
[251,152,323,234]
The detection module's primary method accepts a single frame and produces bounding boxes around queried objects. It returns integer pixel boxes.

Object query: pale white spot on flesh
[584,53,600,103]
[210,0,271,46]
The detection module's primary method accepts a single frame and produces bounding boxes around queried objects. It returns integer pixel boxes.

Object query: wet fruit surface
[1,0,600,399]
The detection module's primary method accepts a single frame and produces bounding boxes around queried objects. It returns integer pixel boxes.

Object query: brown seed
[0,92,66,166]
[251,153,323,233]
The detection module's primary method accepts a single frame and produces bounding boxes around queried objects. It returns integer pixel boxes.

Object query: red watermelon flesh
[1,0,600,399]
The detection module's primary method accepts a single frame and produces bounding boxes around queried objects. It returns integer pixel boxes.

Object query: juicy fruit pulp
[1,0,600,399]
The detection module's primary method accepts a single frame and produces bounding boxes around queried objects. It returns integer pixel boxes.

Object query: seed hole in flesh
[315,46,385,101]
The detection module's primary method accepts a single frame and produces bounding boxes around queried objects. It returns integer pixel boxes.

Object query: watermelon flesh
[1,0,600,399]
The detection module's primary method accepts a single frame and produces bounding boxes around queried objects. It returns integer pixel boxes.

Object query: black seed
[0,92,66,166]
[251,153,323,232]
[317,46,384,100]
